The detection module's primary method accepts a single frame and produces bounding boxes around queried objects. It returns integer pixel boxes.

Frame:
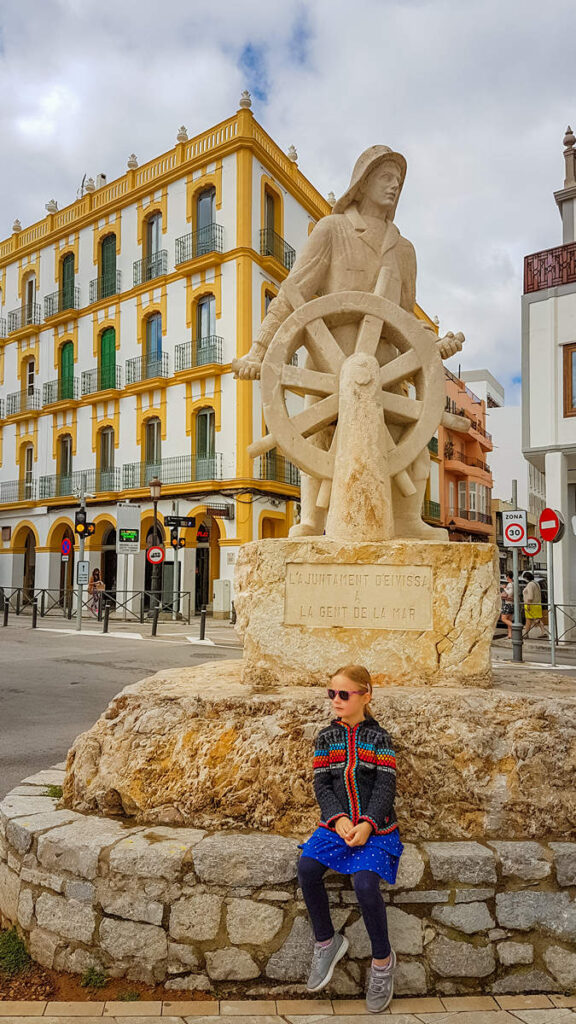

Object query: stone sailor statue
[233,146,467,541]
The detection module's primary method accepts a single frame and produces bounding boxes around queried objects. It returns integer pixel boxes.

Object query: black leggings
[298,855,391,958]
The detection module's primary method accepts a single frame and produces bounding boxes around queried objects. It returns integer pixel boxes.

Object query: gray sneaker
[365,949,396,1013]
[306,932,349,992]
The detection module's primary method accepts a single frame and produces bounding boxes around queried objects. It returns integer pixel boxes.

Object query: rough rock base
[234,539,499,688]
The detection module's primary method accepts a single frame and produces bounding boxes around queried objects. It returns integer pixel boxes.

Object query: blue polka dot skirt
[299,826,404,883]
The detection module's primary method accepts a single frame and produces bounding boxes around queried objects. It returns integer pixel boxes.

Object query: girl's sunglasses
[327,688,365,701]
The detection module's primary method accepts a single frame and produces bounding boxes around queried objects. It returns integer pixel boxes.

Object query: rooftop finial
[563,125,576,187]
[127,153,138,170]
[85,177,95,193]
[287,145,298,163]
[177,125,188,143]
[12,218,21,233]
[239,90,252,110]
[45,199,58,214]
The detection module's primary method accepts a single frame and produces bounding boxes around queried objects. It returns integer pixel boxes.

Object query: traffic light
[86,523,96,537]
[75,509,87,535]
[170,527,179,549]
[178,536,186,548]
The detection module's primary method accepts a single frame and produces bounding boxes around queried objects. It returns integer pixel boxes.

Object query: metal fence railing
[0,587,193,624]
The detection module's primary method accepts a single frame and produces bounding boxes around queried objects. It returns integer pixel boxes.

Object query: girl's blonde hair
[330,664,374,718]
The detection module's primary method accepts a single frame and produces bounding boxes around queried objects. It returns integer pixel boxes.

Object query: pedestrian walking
[87,568,105,616]
[500,571,514,639]
[522,571,547,638]
[297,664,403,1012]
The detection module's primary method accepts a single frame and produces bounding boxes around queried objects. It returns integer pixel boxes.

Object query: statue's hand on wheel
[232,349,263,380]
[437,331,465,360]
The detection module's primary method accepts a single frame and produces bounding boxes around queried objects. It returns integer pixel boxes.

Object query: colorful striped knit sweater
[313,716,398,836]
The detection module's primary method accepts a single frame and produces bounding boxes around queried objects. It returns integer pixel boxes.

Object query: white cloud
[0,0,573,398]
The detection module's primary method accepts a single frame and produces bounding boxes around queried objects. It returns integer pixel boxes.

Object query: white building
[0,96,330,614]
[522,126,576,606]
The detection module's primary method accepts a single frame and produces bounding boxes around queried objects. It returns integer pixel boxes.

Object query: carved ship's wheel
[248,290,445,495]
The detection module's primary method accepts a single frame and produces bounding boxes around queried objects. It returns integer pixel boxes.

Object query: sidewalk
[1,613,242,648]
[0,994,574,1021]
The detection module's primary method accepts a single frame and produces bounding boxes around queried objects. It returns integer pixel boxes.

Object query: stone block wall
[1,773,575,996]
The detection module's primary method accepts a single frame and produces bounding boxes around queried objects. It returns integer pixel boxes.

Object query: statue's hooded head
[332,146,407,219]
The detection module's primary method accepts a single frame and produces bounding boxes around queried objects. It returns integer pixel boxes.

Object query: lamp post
[149,476,162,610]
[448,519,456,539]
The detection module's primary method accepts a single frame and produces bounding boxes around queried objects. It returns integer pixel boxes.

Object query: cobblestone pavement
[0,995,574,1021]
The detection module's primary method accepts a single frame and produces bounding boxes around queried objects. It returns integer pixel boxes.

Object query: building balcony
[454,508,493,526]
[175,224,224,264]
[470,420,493,447]
[422,499,441,521]
[524,241,576,293]
[44,287,81,318]
[175,336,223,371]
[6,388,41,416]
[39,467,121,500]
[427,436,439,455]
[122,454,223,490]
[81,365,122,395]
[0,479,37,504]
[445,449,491,474]
[0,398,4,420]
[0,317,6,339]
[255,452,300,486]
[43,377,80,405]
[89,271,122,303]
[260,228,296,270]
[125,353,170,385]
[8,303,42,333]
[133,250,168,286]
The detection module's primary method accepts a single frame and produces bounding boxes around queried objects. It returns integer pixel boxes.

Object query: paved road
[0,622,240,799]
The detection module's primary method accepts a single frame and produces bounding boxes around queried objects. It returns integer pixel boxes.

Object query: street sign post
[77,560,90,586]
[117,503,141,554]
[538,507,565,668]
[146,546,165,565]
[502,509,528,547]
[522,536,542,558]
[163,516,196,529]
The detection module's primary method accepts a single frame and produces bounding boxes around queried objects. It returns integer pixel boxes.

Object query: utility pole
[511,479,523,663]
[76,474,87,632]
[172,499,179,622]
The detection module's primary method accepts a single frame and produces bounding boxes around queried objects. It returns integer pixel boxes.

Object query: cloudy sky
[1,0,574,402]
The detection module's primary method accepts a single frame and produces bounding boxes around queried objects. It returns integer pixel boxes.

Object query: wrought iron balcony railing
[524,241,576,293]
[0,398,4,419]
[133,250,168,286]
[255,452,300,487]
[422,499,441,521]
[0,479,37,503]
[175,336,223,371]
[0,318,6,339]
[445,449,491,473]
[455,507,491,525]
[44,287,81,318]
[123,454,223,489]
[6,388,41,415]
[175,224,224,264]
[125,353,170,384]
[8,303,42,332]
[43,378,79,405]
[89,271,122,302]
[260,228,296,270]
[81,364,122,395]
[39,467,121,500]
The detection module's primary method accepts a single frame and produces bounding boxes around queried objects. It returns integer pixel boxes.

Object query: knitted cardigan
[313,716,398,836]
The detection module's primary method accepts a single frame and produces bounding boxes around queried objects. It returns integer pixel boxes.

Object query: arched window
[99,234,117,298]
[25,357,35,396]
[24,274,36,324]
[145,417,161,475]
[58,434,73,495]
[99,426,115,490]
[144,212,163,281]
[196,187,215,255]
[145,313,162,375]
[99,328,116,390]
[23,444,34,500]
[59,341,74,400]
[264,290,275,315]
[197,293,215,341]
[264,189,276,234]
[195,408,215,480]
[60,253,75,310]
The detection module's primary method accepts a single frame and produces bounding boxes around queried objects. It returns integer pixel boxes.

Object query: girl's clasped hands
[335,816,373,847]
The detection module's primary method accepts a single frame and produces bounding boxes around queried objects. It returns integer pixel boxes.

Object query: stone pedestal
[234,538,499,689]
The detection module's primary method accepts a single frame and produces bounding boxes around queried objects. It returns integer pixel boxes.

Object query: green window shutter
[101,235,116,297]
[60,341,74,400]
[100,328,116,389]
[61,253,75,309]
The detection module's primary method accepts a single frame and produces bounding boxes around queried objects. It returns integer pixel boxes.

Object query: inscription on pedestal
[284,562,433,630]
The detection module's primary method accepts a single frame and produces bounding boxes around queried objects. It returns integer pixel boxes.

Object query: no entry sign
[522,536,542,558]
[539,507,565,543]
[146,545,165,564]
[502,509,527,547]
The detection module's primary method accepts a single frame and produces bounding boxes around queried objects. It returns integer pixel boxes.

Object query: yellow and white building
[0,94,330,612]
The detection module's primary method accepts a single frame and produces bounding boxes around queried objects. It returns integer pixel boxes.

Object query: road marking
[186,637,215,646]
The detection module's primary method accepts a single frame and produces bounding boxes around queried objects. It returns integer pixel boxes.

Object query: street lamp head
[149,477,162,501]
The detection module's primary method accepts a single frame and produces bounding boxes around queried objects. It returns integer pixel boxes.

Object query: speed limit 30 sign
[502,509,527,547]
